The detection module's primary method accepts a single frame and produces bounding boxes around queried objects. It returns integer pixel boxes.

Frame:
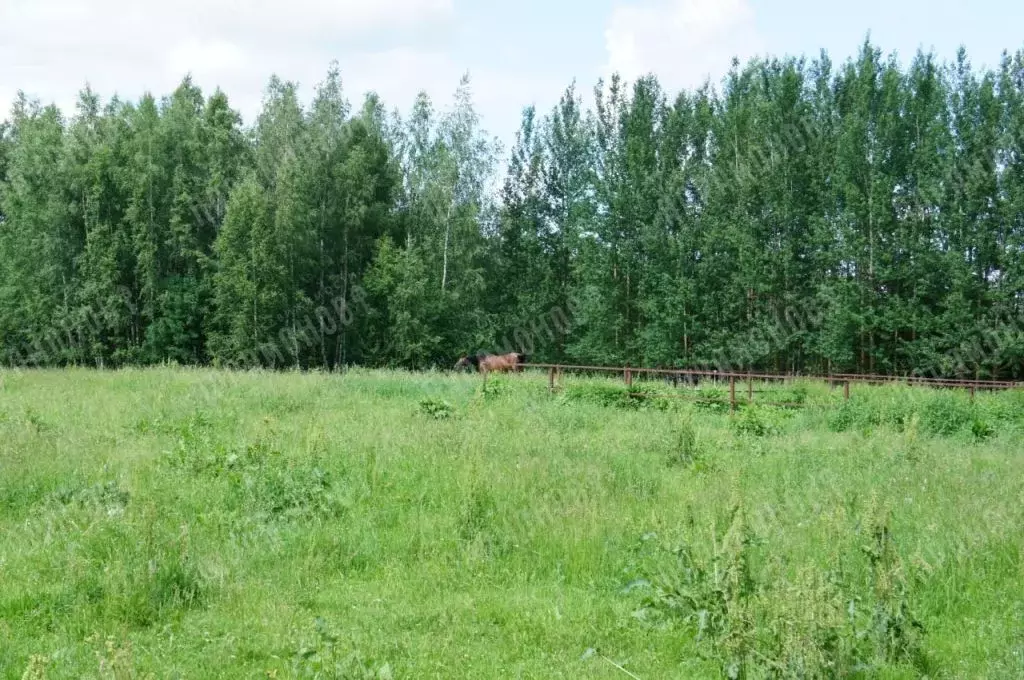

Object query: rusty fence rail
[518,362,1023,413]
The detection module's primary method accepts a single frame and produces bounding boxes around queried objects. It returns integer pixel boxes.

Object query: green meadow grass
[1,367,1023,678]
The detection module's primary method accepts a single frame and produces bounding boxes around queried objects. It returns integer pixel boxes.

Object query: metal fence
[519,363,1023,412]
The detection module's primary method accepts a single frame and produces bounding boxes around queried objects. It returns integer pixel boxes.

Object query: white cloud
[1,0,453,43]
[336,48,567,158]
[604,0,763,93]
[166,41,248,81]
[0,0,454,122]
[0,0,563,161]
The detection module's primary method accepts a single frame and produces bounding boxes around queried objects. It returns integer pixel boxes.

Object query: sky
[3,0,1023,157]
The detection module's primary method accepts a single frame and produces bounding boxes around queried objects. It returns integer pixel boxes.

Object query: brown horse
[454,352,528,376]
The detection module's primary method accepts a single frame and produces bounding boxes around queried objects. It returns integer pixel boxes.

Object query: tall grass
[1,367,1022,678]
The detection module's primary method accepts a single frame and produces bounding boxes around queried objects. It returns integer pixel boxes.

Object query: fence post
[844,381,850,401]
[747,372,753,403]
[969,386,975,403]
[625,364,632,389]
[548,366,555,394]
[730,376,736,413]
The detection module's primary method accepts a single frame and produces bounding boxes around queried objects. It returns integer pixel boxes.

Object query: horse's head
[454,355,480,371]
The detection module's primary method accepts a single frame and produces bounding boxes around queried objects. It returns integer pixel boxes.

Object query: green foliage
[558,380,675,411]
[3,40,1024,379]
[668,419,713,472]
[479,375,515,400]
[228,445,342,521]
[2,368,1023,677]
[559,381,630,408]
[50,479,131,515]
[920,392,975,436]
[163,432,346,522]
[418,397,454,420]
[289,618,394,679]
[732,406,785,438]
[858,500,928,669]
[971,417,995,441]
[636,505,759,678]
[633,501,929,677]
[824,386,1019,439]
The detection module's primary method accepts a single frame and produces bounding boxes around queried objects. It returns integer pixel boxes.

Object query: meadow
[1,367,1022,679]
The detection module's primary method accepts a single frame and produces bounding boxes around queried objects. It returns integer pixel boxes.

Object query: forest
[2,38,1024,379]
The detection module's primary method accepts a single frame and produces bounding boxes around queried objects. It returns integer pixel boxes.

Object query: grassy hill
[2,367,1022,678]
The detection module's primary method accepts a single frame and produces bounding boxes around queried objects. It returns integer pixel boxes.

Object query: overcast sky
[3,0,1023,155]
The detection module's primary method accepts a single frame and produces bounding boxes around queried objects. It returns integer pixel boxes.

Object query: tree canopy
[3,42,1024,379]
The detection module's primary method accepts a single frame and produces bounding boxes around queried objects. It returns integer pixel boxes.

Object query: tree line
[2,39,1024,379]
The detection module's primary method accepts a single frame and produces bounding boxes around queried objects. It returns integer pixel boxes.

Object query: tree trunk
[341,220,349,368]
[441,197,454,292]
[320,197,327,368]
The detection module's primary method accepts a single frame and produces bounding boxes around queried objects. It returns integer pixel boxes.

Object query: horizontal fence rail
[517,362,1023,412]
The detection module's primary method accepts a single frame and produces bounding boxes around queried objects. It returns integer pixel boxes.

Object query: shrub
[559,382,672,410]
[628,502,929,677]
[971,418,995,441]
[223,441,345,521]
[479,376,513,399]
[671,420,698,467]
[289,617,393,679]
[635,505,759,678]
[829,387,981,437]
[418,398,454,420]
[732,406,782,438]
[920,392,974,436]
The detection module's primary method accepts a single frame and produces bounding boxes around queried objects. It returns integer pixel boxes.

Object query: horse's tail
[515,353,529,364]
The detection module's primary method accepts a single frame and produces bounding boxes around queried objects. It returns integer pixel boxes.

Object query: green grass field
[2,367,1023,678]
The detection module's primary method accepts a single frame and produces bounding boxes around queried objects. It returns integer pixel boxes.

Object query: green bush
[668,420,715,472]
[828,386,986,437]
[559,381,674,411]
[971,418,995,441]
[732,406,784,438]
[630,503,928,677]
[419,398,454,419]
[920,392,974,436]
